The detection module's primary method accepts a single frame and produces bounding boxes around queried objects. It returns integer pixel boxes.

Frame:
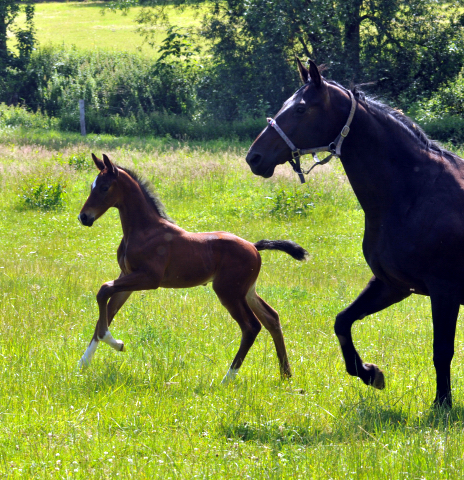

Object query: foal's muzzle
[78,212,94,227]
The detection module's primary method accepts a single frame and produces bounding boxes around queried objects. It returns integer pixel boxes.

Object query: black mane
[118,166,175,224]
[326,80,460,163]
[354,90,459,163]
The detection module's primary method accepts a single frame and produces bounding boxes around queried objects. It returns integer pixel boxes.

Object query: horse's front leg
[334,276,410,389]
[79,270,159,368]
[429,290,460,408]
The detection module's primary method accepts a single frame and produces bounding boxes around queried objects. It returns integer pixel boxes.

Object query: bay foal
[78,154,307,383]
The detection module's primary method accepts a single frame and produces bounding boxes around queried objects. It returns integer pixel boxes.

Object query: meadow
[1,125,464,478]
[13,1,202,56]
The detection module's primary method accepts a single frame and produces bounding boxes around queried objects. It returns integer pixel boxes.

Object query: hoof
[118,341,125,352]
[78,357,89,370]
[364,363,385,390]
[433,394,452,409]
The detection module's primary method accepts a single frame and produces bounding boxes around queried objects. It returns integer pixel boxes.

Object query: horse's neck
[339,104,421,222]
[117,176,164,238]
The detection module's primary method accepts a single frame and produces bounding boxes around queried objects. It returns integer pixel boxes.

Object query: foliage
[68,151,93,171]
[268,188,315,218]
[0,102,58,130]
[20,177,67,210]
[112,0,464,119]
[0,1,36,105]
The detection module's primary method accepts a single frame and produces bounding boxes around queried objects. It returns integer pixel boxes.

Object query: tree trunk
[343,0,363,82]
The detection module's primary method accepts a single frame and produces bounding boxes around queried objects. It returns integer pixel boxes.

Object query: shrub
[20,179,67,210]
[268,188,315,218]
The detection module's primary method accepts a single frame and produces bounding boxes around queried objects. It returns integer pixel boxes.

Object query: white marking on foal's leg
[79,339,98,369]
[99,330,125,352]
[221,368,239,385]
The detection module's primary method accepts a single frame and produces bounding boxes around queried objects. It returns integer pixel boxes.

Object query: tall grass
[1,133,464,478]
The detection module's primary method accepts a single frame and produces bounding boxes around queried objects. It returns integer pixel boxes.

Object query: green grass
[12,1,203,56]
[2,129,464,478]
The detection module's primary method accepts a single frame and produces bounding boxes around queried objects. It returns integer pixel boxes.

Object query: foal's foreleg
[79,289,131,368]
[335,276,410,389]
[246,289,291,378]
[79,271,159,368]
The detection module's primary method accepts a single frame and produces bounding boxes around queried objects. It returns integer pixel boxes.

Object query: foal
[78,154,307,383]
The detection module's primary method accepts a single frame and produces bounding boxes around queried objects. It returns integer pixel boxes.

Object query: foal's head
[78,153,120,227]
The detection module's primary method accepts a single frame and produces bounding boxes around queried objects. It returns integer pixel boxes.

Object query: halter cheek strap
[267,90,357,183]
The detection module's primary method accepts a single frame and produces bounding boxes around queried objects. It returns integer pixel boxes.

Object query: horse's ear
[296,57,309,84]
[308,60,322,88]
[102,153,119,176]
[92,153,105,171]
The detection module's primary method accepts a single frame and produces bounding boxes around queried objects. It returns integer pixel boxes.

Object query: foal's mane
[326,80,461,163]
[118,166,175,224]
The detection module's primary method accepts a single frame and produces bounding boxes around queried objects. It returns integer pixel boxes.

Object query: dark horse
[77,153,308,383]
[246,59,464,407]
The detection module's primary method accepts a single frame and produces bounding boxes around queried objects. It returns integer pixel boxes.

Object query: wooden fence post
[79,99,86,136]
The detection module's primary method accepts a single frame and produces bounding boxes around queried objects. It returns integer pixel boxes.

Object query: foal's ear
[308,60,322,88]
[92,153,105,171]
[296,57,309,84]
[102,153,119,176]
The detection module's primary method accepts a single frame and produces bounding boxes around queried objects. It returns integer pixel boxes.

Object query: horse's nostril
[246,152,261,167]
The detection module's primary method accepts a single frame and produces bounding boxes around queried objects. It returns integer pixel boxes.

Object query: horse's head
[78,153,120,227]
[246,59,352,178]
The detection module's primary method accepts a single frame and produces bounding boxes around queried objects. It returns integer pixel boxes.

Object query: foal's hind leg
[214,286,262,384]
[335,276,410,388]
[246,287,291,378]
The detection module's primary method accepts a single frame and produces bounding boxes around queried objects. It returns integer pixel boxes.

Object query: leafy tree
[0,0,36,104]
[108,0,464,119]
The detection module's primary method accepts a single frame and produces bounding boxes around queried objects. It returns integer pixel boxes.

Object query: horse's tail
[254,240,308,261]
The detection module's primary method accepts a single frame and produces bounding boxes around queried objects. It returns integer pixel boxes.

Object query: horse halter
[267,89,357,183]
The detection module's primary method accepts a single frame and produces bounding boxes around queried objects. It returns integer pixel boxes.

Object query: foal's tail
[254,240,308,261]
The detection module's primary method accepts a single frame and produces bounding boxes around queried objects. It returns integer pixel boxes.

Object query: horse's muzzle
[245,152,275,178]
[78,212,94,227]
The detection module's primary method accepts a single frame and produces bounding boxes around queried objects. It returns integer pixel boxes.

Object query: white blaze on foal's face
[91,175,98,191]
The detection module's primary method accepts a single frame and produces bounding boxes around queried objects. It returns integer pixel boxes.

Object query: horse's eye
[100,184,109,193]
[295,105,306,114]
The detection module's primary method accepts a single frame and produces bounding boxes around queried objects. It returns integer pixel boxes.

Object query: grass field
[12,1,202,56]
[1,126,464,478]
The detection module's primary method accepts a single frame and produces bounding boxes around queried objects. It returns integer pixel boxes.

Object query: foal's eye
[295,105,306,114]
[100,184,109,193]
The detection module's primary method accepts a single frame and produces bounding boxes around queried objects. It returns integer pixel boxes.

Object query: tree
[107,0,464,119]
[0,0,36,104]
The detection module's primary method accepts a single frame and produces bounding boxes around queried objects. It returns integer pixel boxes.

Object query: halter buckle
[329,142,337,154]
[292,149,301,160]
[341,125,350,137]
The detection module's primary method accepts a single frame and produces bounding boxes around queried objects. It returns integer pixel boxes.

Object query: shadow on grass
[220,400,464,447]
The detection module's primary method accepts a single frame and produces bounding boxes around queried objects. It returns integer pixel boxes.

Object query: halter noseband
[267,89,357,183]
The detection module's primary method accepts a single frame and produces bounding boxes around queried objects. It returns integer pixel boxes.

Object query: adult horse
[77,154,308,383]
[246,59,464,407]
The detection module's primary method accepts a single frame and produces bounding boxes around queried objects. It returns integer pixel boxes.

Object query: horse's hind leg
[246,287,291,378]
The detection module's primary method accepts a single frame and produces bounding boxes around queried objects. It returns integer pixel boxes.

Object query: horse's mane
[118,166,175,224]
[326,80,461,163]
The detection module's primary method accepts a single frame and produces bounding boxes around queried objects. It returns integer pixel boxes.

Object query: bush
[267,188,315,218]
[20,179,67,210]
